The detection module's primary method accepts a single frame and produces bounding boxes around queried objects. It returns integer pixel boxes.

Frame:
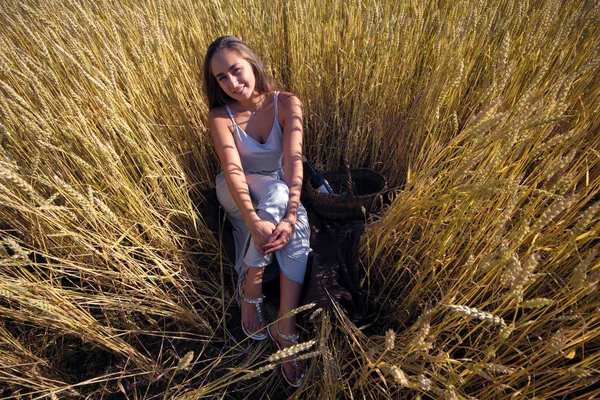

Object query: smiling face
[211,49,257,102]
[203,36,273,109]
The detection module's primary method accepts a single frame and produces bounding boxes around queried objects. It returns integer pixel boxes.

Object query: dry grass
[1,0,599,398]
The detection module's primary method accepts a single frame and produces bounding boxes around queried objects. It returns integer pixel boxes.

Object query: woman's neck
[236,91,267,114]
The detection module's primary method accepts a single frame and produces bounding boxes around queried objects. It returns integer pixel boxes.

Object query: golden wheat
[1,0,599,398]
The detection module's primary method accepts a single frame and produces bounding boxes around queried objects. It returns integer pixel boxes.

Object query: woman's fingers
[250,219,277,252]
[267,226,283,243]
[262,227,292,254]
[263,240,286,254]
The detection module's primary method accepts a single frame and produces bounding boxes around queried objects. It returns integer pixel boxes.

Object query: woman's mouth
[233,86,245,96]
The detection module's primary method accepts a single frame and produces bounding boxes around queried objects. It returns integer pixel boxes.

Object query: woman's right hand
[249,219,276,253]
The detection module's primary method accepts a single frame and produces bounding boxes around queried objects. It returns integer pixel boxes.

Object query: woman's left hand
[261,220,294,255]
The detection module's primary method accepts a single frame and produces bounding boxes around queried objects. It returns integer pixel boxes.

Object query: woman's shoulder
[275,91,302,112]
[276,90,300,102]
[208,106,234,136]
[208,105,230,121]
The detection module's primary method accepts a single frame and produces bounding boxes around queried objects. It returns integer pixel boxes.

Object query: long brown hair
[203,36,274,110]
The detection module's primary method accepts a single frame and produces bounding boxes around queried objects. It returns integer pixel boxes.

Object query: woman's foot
[240,267,266,340]
[268,323,307,387]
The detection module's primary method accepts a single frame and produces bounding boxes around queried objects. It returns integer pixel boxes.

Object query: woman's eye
[233,68,241,73]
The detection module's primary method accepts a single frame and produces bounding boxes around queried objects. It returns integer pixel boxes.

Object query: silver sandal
[268,324,307,387]
[240,289,267,341]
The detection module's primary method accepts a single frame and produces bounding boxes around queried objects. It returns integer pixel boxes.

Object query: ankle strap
[242,294,265,304]
[240,286,265,304]
[276,324,299,343]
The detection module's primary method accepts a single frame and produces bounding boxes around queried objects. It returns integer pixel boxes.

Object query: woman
[203,36,310,387]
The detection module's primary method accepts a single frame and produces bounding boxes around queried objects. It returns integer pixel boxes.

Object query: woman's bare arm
[209,108,275,250]
[263,92,304,254]
[280,92,304,224]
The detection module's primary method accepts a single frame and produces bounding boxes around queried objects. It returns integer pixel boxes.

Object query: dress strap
[273,91,279,120]
[224,104,237,126]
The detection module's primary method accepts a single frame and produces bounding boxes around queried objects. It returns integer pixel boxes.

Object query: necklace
[248,94,265,115]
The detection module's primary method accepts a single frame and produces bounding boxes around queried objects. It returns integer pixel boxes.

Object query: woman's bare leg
[278,273,302,332]
[270,272,305,384]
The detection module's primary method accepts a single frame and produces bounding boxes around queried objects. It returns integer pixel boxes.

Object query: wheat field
[1,0,599,398]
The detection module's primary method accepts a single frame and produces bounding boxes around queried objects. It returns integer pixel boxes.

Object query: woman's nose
[227,74,237,88]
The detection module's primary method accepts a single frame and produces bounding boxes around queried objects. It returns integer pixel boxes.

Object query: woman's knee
[216,187,241,216]
[258,181,289,216]
[270,182,290,204]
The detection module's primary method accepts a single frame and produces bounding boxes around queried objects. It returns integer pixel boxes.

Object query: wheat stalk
[447,304,506,328]
[266,339,317,363]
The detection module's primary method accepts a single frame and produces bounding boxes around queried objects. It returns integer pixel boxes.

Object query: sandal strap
[276,324,299,344]
[240,289,265,323]
[242,294,265,305]
[275,323,305,385]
